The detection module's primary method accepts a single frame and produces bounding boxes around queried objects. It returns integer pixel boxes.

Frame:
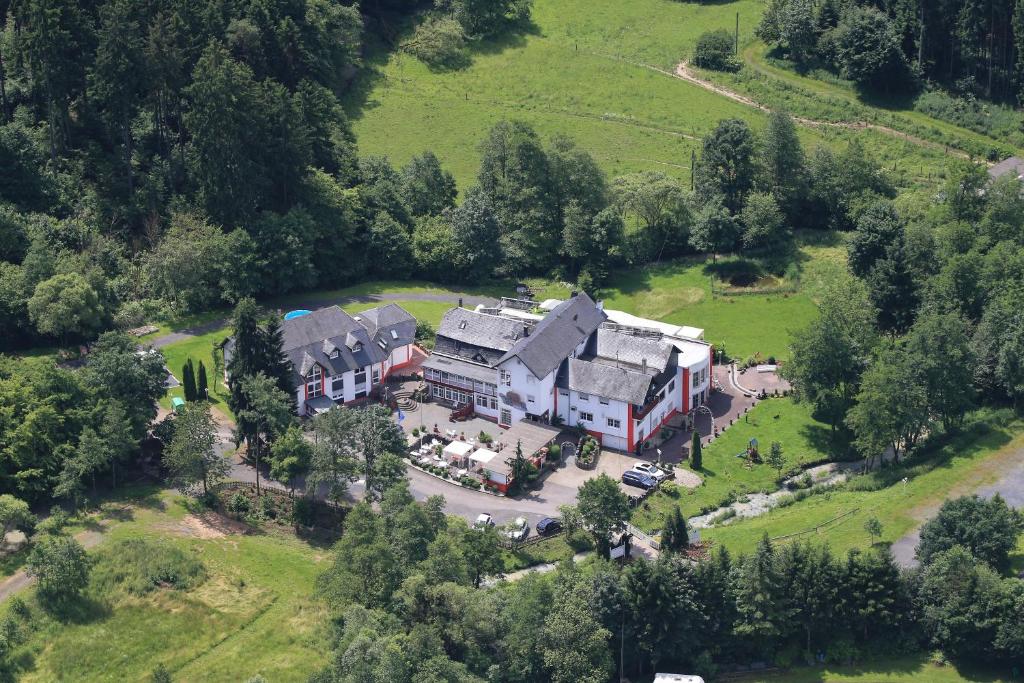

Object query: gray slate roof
[421,354,498,385]
[499,293,607,378]
[355,303,417,352]
[564,358,653,406]
[989,156,1024,180]
[593,329,673,373]
[280,304,415,386]
[433,308,530,367]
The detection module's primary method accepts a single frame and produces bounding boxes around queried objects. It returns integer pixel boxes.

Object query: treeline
[784,159,1024,461]
[309,479,1024,682]
[756,0,1024,101]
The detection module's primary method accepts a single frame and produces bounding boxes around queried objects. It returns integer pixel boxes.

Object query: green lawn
[704,413,1024,557]
[9,489,328,682]
[598,234,846,360]
[159,327,233,417]
[630,397,838,534]
[730,654,1016,683]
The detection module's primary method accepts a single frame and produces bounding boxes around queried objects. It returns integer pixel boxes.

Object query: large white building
[423,293,713,452]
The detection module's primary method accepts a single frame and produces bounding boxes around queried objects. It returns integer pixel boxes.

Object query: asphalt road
[890,444,1024,568]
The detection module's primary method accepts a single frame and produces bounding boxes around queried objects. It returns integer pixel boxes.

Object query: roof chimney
[458,297,463,308]
[570,290,578,298]
[523,325,530,337]
[642,358,647,375]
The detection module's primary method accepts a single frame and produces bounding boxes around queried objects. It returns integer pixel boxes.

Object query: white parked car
[629,462,670,481]
[474,513,495,529]
[505,517,530,542]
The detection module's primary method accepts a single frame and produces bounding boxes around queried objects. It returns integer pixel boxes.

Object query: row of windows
[692,367,708,388]
[433,384,471,405]
[577,411,621,430]
[424,368,497,395]
[308,365,374,400]
[476,394,499,410]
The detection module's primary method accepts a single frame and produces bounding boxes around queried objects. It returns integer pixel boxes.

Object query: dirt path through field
[669,61,973,159]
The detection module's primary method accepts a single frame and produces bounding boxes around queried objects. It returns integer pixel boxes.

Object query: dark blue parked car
[536,517,563,536]
[621,470,658,490]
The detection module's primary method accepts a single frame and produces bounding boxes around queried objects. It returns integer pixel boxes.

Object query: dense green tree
[612,171,691,262]
[867,240,920,335]
[660,506,689,553]
[760,110,806,224]
[693,30,738,71]
[413,215,463,283]
[690,196,741,260]
[317,503,403,610]
[185,43,268,225]
[238,373,294,494]
[905,310,974,429]
[740,191,788,251]
[0,494,34,544]
[576,473,630,559]
[163,402,226,497]
[182,359,197,402]
[26,536,91,607]
[847,340,928,465]
[477,120,557,274]
[623,557,706,672]
[916,495,1024,570]
[848,202,904,278]
[308,407,361,503]
[400,151,457,217]
[402,17,468,69]
[460,520,503,588]
[450,186,501,281]
[196,360,208,400]
[733,535,792,652]
[85,332,167,438]
[27,272,104,343]
[917,546,1013,659]
[834,7,910,90]
[695,119,758,213]
[268,424,312,494]
[542,579,613,683]
[90,0,146,195]
[783,277,878,432]
[840,548,908,643]
[691,430,702,469]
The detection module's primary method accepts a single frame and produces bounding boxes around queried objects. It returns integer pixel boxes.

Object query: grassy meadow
[348,0,954,191]
[7,488,328,682]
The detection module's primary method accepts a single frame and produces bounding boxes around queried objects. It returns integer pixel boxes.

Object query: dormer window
[329,350,339,359]
[459,320,467,329]
[391,330,399,340]
[353,343,362,353]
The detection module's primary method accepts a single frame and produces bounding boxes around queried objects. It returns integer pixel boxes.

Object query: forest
[754,0,1024,102]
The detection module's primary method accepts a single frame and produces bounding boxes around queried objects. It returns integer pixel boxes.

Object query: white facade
[496,357,557,427]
